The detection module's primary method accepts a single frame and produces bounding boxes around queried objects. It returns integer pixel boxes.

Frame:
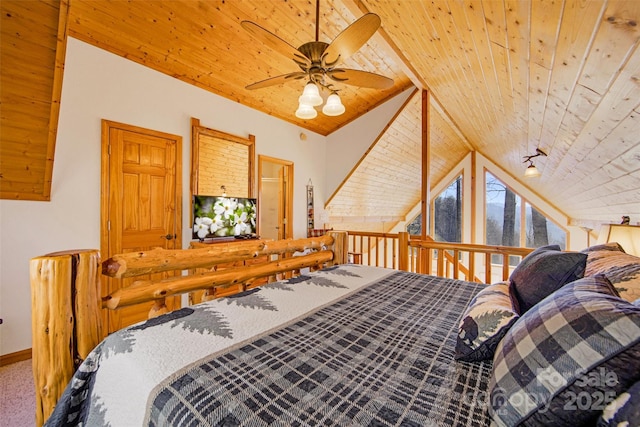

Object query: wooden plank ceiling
[361,0,640,229]
[1,0,639,232]
[66,0,413,136]
[0,0,66,200]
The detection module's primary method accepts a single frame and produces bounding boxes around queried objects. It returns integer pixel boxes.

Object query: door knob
[162,234,176,240]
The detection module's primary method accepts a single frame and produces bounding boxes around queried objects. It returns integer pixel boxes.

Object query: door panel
[101,121,182,333]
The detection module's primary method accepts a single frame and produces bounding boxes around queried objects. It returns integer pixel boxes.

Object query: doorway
[258,155,293,240]
[101,120,182,333]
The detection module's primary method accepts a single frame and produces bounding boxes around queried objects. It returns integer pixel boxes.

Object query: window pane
[434,176,462,242]
[407,213,422,235]
[525,203,566,249]
[485,172,520,247]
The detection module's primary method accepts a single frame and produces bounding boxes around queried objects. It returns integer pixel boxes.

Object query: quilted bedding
[45,265,493,427]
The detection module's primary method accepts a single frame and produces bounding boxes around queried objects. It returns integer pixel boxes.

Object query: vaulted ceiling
[2,0,639,231]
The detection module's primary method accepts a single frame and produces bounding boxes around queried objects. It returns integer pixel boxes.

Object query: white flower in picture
[210,215,225,234]
[214,197,238,220]
[233,211,251,235]
[193,217,214,239]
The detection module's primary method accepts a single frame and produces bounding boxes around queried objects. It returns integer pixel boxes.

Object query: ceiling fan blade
[241,21,311,68]
[322,13,381,66]
[326,68,393,90]
[245,72,307,90]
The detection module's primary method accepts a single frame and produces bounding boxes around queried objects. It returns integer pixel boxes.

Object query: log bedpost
[30,249,102,427]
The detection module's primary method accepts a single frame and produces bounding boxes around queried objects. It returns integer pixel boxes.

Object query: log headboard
[30,231,348,426]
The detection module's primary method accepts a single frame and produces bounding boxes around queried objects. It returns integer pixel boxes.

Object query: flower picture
[192,195,257,240]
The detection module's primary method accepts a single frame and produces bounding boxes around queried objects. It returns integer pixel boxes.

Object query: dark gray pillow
[598,379,640,426]
[489,275,640,427]
[509,244,587,312]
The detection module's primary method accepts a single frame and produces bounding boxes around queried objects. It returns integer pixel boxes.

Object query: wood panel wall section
[0,0,68,200]
[190,118,256,200]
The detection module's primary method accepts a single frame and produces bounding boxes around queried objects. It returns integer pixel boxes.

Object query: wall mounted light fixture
[523,148,547,178]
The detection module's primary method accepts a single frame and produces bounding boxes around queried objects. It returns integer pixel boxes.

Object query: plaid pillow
[582,242,626,253]
[455,281,519,362]
[509,245,587,313]
[583,245,640,302]
[489,275,640,426]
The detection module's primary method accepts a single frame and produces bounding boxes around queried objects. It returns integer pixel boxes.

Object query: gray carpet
[0,359,36,427]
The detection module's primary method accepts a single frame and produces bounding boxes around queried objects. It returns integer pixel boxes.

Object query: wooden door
[101,120,182,333]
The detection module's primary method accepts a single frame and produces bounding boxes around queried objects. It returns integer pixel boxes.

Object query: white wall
[0,37,328,356]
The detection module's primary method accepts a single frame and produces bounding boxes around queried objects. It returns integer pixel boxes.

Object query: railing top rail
[408,240,534,256]
[345,231,400,239]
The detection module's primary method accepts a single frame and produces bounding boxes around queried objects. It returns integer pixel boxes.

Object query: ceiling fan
[241,0,393,118]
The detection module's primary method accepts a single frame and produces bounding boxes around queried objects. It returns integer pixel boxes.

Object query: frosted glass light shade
[524,164,541,178]
[298,83,323,106]
[597,224,640,256]
[295,102,317,119]
[322,93,345,116]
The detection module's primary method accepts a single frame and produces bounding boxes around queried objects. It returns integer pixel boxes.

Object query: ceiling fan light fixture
[299,82,323,106]
[322,93,345,116]
[295,102,318,119]
[242,0,393,121]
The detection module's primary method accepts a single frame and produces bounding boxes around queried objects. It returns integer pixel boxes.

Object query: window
[486,173,521,247]
[433,175,462,242]
[407,213,422,236]
[525,203,566,249]
[406,175,463,243]
[485,172,565,249]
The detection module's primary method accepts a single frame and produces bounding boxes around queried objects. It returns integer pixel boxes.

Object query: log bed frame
[30,231,348,426]
[29,230,533,426]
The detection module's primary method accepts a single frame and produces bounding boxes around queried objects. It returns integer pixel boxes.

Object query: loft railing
[347,231,401,269]
[346,230,534,283]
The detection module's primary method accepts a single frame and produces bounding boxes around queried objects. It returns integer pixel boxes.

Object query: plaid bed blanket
[46,265,492,427]
[148,270,492,426]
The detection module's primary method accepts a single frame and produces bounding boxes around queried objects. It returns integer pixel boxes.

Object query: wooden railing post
[30,249,102,427]
[328,231,348,265]
[398,232,409,271]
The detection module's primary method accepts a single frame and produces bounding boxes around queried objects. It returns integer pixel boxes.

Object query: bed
[31,233,640,426]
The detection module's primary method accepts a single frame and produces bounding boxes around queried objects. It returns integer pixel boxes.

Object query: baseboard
[0,348,32,366]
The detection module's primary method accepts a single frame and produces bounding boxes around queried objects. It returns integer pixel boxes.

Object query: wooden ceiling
[0,0,66,200]
[2,0,639,232]
[66,0,414,136]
